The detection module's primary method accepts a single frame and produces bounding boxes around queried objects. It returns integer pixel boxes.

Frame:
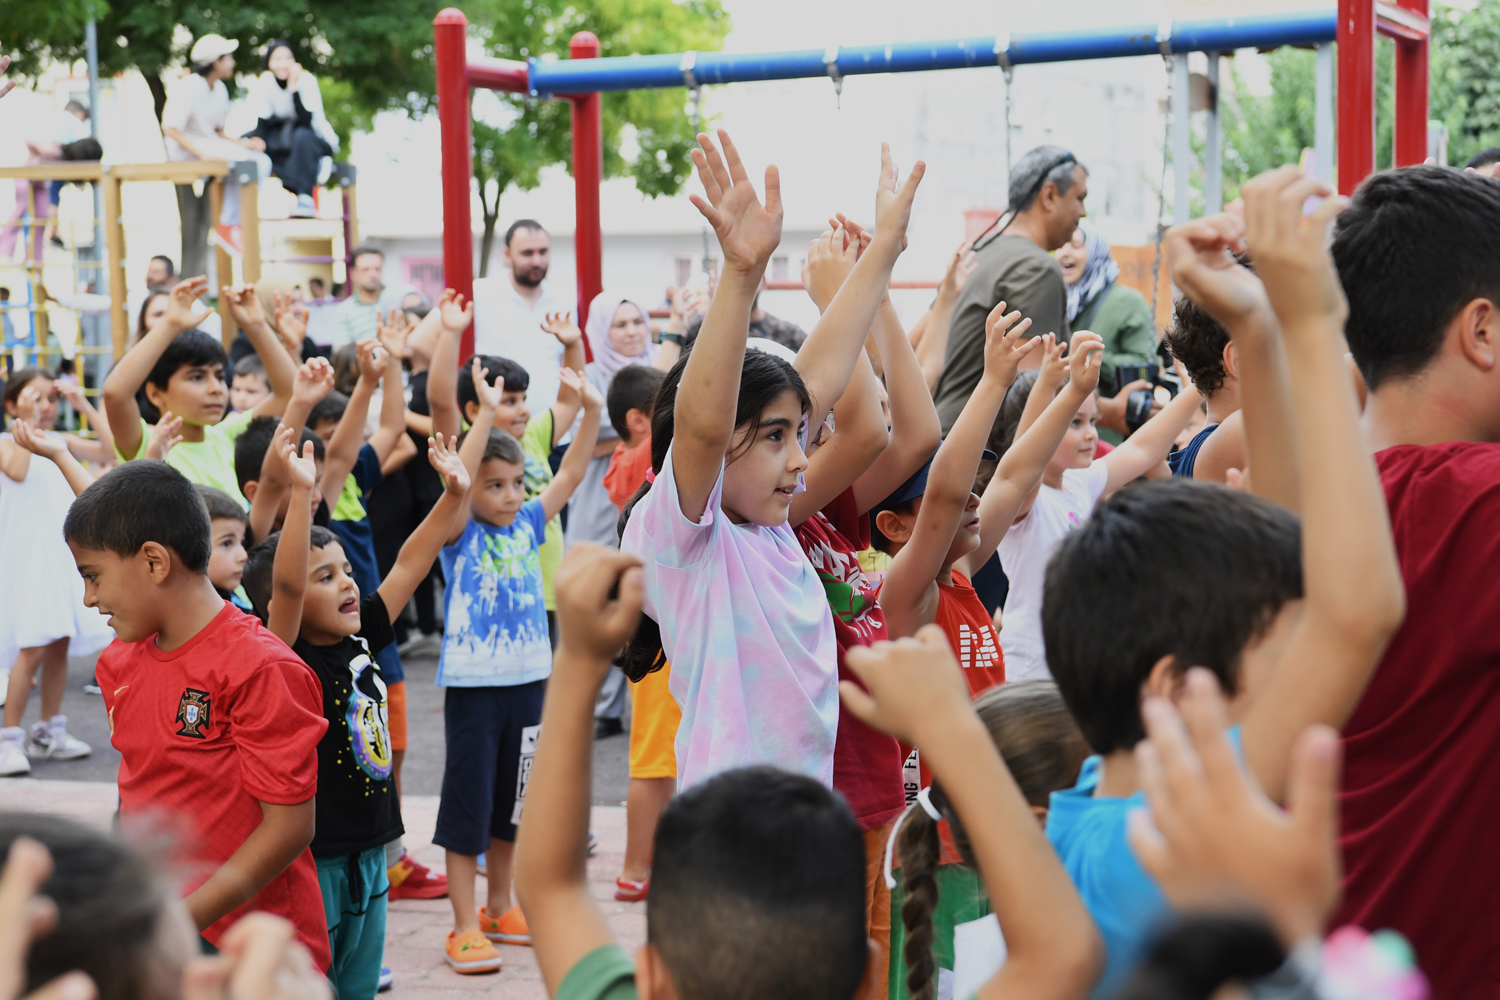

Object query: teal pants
[316,846,389,1000]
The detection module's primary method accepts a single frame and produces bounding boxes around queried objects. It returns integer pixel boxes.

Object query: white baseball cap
[190,34,239,67]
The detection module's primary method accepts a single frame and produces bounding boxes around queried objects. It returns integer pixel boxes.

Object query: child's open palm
[167,276,215,331]
[541,311,583,347]
[438,289,474,335]
[1034,333,1067,389]
[556,365,585,408]
[979,301,1037,388]
[841,626,973,747]
[282,438,318,492]
[221,283,268,330]
[292,358,335,406]
[1064,332,1105,396]
[10,419,66,460]
[145,412,184,460]
[802,227,859,312]
[578,373,605,412]
[872,142,926,252]
[554,543,645,664]
[470,357,502,411]
[428,432,470,496]
[272,292,309,352]
[688,129,783,274]
[376,309,410,361]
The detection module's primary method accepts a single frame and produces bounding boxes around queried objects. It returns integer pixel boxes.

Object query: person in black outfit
[244,41,339,218]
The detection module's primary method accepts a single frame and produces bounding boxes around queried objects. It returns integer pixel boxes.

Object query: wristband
[660,332,684,345]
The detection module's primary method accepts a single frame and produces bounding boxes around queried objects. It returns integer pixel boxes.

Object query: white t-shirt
[471,276,568,411]
[161,75,229,161]
[997,461,1110,680]
[620,443,839,790]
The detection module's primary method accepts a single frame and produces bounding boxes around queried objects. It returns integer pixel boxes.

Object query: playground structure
[0,159,358,363]
[434,0,1431,359]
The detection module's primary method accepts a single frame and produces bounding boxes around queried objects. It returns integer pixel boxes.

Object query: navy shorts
[433,680,547,855]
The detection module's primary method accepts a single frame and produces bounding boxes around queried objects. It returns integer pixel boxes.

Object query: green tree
[1430,1,1500,167]
[467,0,729,275]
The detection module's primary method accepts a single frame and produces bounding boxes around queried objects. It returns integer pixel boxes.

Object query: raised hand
[978,301,1037,389]
[470,356,501,411]
[12,384,45,424]
[1164,215,1274,329]
[428,432,470,496]
[579,372,605,413]
[830,213,873,258]
[10,419,66,460]
[145,412,185,460]
[1034,333,1068,390]
[554,543,645,663]
[540,311,583,348]
[376,309,410,361]
[438,289,474,335]
[291,358,335,407]
[54,381,87,412]
[0,54,14,102]
[0,836,97,1000]
[181,912,331,1000]
[272,293,309,354]
[221,283,269,331]
[939,240,978,301]
[283,438,318,492]
[1239,166,1349,333]
[166,276,215,331]
[871,142,926,252]
[802,227,859,312]
[1127,669,1342,946]
[688,129,783,275]
[840,625,972,746]
[1064,332,1105,396]
[356,338,388,384]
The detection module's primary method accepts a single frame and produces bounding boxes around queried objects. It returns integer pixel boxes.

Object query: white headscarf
[1065,220,1120,322]
[584,292,658,383]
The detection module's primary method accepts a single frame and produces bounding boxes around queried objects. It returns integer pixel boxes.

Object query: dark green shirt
[1073,281,1156,389]
[933,235,1069,433]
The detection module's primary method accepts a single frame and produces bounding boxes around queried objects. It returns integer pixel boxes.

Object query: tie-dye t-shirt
[437,500,552,687]
[621,444,839,789]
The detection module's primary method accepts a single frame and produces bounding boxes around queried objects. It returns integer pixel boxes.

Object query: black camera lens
[1125,388,1155,432]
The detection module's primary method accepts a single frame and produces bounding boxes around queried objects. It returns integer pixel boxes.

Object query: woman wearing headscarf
[1056,220,1155,391]
[244,40,339,218]
[563,291,662,549]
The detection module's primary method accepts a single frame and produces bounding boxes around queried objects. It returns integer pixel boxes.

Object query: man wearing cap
[932,145,1088,433]
[161,34,272,269]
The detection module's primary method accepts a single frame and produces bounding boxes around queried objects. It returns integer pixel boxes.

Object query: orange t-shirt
[604,437,654,511]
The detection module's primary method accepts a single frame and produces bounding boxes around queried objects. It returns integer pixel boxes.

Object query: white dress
[0,433,114,670]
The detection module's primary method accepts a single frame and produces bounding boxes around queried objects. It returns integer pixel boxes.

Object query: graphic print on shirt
[802,524,884,641]
[445,525,549,668]
[345,642,392,780]
[175,688,211,738]
[510,723,542,825]
[903,748,921,805]
[956,622,1001,671]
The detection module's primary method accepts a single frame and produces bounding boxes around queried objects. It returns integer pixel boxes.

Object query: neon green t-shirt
[121,409,255,508]
[521,410,563,611]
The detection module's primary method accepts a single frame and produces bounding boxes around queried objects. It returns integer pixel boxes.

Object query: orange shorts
[387,680,408,752]
[629,664,680,780]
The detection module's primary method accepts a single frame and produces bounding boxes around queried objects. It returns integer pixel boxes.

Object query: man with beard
[472,220,573,410]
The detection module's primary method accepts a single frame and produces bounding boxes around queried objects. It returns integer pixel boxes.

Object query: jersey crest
[175,688,211,738]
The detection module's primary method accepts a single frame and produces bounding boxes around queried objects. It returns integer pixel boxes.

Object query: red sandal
[614,876,650,902]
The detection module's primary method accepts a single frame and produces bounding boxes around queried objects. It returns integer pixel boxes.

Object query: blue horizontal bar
[528,9,1336,96]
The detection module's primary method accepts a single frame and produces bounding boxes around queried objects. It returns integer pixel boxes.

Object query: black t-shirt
[293,594,403,857]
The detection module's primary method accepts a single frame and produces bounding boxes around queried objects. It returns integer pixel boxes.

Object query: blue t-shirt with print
[1045,725,1243,999]
[436,499,552,687]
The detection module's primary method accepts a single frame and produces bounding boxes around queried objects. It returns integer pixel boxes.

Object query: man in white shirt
[471,219,570,410]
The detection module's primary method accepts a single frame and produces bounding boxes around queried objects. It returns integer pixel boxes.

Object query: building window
[770,255,789,281]
[674,256,693,288]
[404,258,445,306]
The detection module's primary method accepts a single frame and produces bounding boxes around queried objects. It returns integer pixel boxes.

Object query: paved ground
[4,780,645,1000]
[6,650,633,806]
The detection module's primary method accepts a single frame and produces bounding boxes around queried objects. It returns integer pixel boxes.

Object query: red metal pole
[568,31,603,353]
[1337,0,1376,194]
[1392,0,1430,167]
[434,8,476,360]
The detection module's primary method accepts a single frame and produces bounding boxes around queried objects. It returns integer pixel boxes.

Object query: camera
[1111,360,1181,433]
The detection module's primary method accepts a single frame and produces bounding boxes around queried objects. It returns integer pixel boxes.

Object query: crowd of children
[7,119,1500,1000]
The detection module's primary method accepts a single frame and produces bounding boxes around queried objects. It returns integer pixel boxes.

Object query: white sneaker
[27,716,91,761]
[0,729,29,777]
[0,669,8,708]
[291,194,316,218]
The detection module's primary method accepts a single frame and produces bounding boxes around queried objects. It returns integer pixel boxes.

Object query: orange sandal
[614,876,650,902]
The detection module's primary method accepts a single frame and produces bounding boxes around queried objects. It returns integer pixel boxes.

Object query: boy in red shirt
[63,460,330,970]
[601,365,664,513]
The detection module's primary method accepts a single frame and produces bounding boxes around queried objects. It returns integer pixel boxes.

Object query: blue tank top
[1167,423,1219,478]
